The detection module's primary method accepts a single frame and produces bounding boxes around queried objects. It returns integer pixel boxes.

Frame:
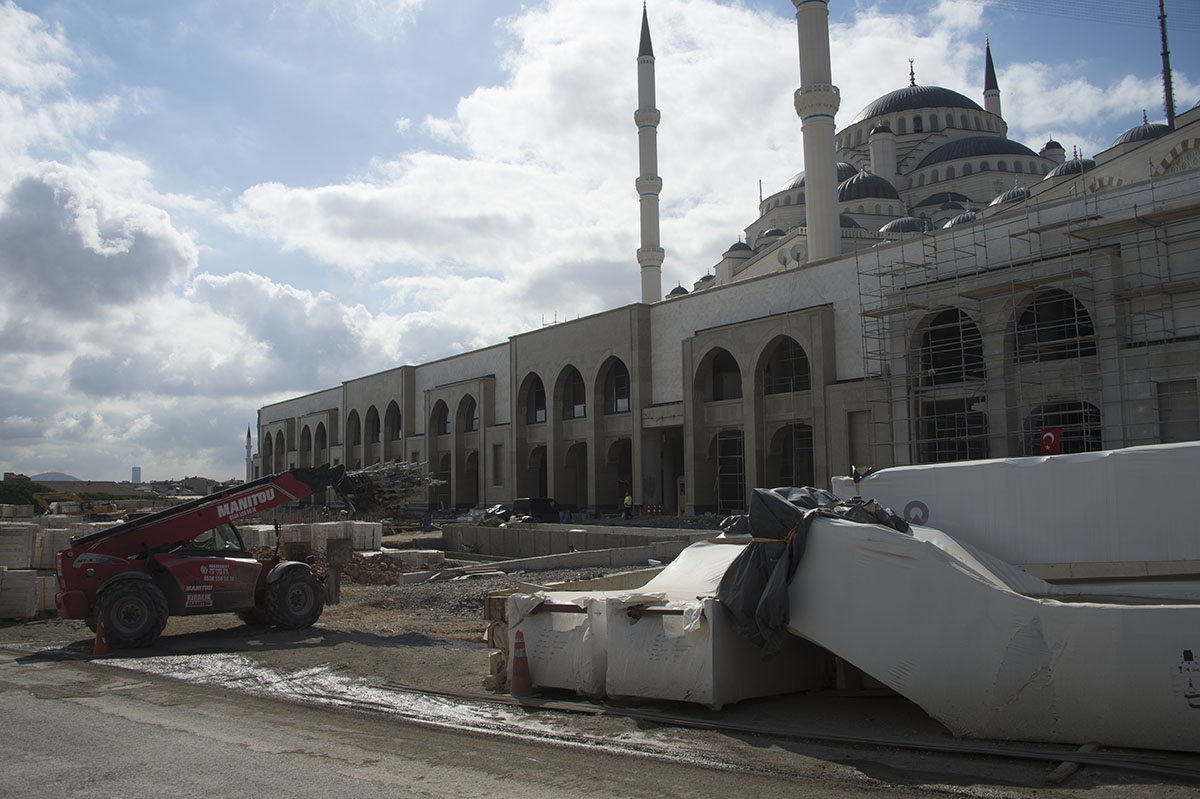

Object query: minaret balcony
[634,108,661,127]
[637,247,665,267]
[794,84,840,118]
[636,176,663,195]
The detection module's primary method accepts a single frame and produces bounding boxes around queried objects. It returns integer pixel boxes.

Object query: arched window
[946,166,955,179]
[763,337,811,394]
[561,367,586,419]
[960,114,969,128]
[913,115,924,133]
[973,115,982,130]
[963,163,973,176]
[433,402,450,436]
[918,174,926,186]
[930,115,939,131]
[931,168,939,182]
[461,396,479,432]
[998,160,1007,172]
[1012,290,1097,363]
[708,349,742,401]
[1014,161,1023,173]
[916,309,985,386]
[946,114,954,128]
[783,195,791,206]
[897,117,907,134]
[980,161,991,172]
[525,376,546,424]
[604,361,631,414]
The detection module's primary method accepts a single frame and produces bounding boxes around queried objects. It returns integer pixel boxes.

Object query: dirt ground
[0,562,619,697]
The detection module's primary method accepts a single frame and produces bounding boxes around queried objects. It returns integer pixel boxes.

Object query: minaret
[792,0,841,262]
[983,36,1001,119]
[635,4,663,304]
[245,425,253,482]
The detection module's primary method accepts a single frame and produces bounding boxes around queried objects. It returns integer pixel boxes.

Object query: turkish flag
[1040,428,1062,455]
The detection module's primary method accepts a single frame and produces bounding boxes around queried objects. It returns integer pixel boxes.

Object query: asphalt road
[0,645,944,799]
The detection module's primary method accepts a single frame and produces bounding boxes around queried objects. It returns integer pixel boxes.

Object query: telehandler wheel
[265,570,324,629]
[98,580,169,648]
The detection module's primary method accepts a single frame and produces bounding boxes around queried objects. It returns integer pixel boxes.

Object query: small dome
[1113,121,1170,146]
[667,284,689,297]
[943,210,977,228]
[917,136,1039,168]
[838,170,900,202]
[988,186,1030,207]
[853,85,982,124]
[1041,138,1064,152]
[915,191,971,208]
[761,227,785,238]
[698,273,714,283]
[780,161,858,192]
[725,240,752,255]
[1044,157,1095,179]
[879,216,934,235]
[870,123,893,135]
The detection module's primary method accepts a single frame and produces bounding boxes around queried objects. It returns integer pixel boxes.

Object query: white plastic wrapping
[831,442,1200,565]
[508,540,823,705]
[784,517,1200,752]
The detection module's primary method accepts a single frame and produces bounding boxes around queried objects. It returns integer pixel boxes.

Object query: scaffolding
[855,168,1200,470]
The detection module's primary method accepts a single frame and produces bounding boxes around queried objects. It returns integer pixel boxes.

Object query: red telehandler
[55,464,372,649]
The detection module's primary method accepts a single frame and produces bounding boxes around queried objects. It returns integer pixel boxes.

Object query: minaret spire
[635,4,663,303]
[792,0,841,262]
[983,36,1002,120]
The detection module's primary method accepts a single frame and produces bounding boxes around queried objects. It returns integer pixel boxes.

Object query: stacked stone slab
[0,567,37,620]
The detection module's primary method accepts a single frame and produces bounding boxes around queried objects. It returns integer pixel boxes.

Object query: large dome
[853,85,983,124]
[1113,121,1170,147]
[837,170,900,202]
[779,162,858,191]
[917,136,1038,168]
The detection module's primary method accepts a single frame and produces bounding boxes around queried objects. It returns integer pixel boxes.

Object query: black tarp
[715,487,909,655]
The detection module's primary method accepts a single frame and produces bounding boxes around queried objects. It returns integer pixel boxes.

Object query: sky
[1,0,1197,483]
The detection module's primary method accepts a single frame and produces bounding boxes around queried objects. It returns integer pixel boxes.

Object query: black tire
[265,569,324,629]
[98,580,168,649]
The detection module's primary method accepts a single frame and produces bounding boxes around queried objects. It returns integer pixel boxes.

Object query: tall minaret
[792,0,841,262]
[983,36,1001,119]
[245,425,253,482]
[635,4,663,304]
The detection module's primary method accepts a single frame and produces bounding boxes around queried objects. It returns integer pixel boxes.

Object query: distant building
[132,466,142,484]
[253,3,1200,515]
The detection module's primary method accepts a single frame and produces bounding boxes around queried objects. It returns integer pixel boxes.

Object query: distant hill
[31,471,82,482]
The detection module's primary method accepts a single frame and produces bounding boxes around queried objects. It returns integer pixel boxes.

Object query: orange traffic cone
[92,611,109,658]
[510,630,533,697]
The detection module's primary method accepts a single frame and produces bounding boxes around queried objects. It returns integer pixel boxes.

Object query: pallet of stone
[0,523,36,569]
[33,529,73,570]
[0,568,38,620]
[37,574,57,613]
[0,505,35,518]
[311,521,345,549]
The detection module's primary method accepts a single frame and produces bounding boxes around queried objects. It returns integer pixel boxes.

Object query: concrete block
[37,575,56,612]
[33,529,72,570]
[0,569,38,620]
[567,528,589,553]
[0,524,36,569]
[279,523,310,544]
[488,648,507,676]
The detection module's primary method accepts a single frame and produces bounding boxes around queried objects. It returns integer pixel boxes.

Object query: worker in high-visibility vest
[623,493,633,520]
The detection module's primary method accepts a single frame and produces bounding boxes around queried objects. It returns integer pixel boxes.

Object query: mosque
[252,1,1200,516]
